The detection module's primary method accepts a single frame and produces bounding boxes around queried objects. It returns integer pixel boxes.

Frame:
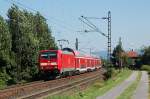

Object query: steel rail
[19,73,101,99]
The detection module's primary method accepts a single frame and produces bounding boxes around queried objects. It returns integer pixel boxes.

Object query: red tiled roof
[127,51,138,58]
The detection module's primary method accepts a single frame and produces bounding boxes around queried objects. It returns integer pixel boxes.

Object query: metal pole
[107,11,111,63]
[79,11,112,62]
[75,38,79,50]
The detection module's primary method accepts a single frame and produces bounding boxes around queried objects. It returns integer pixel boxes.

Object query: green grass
[149,75,150,99]
[117,71,142,99]
[140,65,150,99]
[46,69,132,99]
[147,71,150,99]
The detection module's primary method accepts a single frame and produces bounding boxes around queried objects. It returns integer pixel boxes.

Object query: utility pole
[75,38,79,50]
[79,11,112,63]
[101,11,111,63]
[105,11,111,63]
[108,11,111,63]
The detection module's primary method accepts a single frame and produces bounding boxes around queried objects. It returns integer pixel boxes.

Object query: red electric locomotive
[39,48,101,78]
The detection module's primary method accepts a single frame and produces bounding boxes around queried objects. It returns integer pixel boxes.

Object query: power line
[79,16,107,37]
[5,0,37,12]
[3,0,97,52]
[47,19,76,32]
[13,0,77,30]
[79,17,96,31]
[3,0,86,51]
[4,0,77,33]
[79,11,112,62]
[81,16,98,29]
[47,16,78,31]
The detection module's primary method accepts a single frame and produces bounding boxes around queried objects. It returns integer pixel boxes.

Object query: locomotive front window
[41,51,57,59]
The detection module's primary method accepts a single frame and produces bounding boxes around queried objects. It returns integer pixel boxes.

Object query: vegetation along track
[0,69,103,99]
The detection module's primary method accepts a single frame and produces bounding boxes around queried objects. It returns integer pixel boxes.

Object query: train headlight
[50,62,57,65]
[40,63,47,66]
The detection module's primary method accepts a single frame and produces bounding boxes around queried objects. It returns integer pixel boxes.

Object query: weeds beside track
[0,69,103,99]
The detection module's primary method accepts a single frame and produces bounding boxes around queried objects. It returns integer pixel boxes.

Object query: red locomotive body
[61,48,76,74]
[39,48,76,74]
[39,50,57,70]
[39,48,102,77]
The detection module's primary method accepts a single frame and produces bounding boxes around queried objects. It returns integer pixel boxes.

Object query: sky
[0,0,150,55]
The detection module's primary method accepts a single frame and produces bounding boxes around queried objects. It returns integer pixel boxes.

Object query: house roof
[127,51,138,58]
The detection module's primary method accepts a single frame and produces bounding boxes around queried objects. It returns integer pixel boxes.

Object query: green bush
[103,68,114,80]
[141,65,150,71]
[0,72,10,89]
[141,65,150,74]
[0,79,6,89]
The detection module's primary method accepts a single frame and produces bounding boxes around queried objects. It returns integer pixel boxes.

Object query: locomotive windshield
[40,51,57,59]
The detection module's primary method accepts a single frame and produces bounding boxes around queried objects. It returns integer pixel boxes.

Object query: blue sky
[0,0,150,54]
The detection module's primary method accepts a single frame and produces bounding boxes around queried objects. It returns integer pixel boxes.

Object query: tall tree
[111,37,124,68]
[0,15,12,85]
[7,5,25,81]
[141,46,150,65]
[34,12,57,50]
[7,4,57,82]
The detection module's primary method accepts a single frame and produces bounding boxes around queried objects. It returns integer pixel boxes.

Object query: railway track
[20,73,101,99]
[0,80,44,90]
[0,80,45,99]
[0,69,103,99]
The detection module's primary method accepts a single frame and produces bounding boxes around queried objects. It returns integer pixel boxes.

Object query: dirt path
[132,71,148,99]
[96,71,138,99]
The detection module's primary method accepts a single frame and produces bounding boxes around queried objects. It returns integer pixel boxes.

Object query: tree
[0,15,13,85]
[141,46,150,65]
[7,4,58,82]
[0,4,58,84]
[7,5,26,81]
[111,37,124,68]
[34,12,57,50]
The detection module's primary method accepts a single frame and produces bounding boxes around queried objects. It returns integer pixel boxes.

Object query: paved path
[132,71,149,99]
[96,71,138,99]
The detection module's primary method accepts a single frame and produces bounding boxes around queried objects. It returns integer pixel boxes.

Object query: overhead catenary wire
[81,16,98,29]
[47,19,77,32]
[79,16,108,38]
[3,0,77,33]
[78,17,96,31]
[3,0,99,51]
[3,0,80,50]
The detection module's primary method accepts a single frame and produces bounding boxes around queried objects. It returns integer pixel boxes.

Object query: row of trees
[0,5,57,85]
[111,37,134,69]
[111,37,150,69]
[141,46,150,65]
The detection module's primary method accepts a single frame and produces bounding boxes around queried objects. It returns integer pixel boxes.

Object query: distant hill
[91,49,141,59]
[91,50,107,59]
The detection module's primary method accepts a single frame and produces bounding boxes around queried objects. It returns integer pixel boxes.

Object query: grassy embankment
[117,71,142,99]
[140,65,150,99]
[149,74,150,99]
[46,69,132,99]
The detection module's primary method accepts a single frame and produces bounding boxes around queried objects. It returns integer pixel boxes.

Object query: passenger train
[38,48,102,78]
